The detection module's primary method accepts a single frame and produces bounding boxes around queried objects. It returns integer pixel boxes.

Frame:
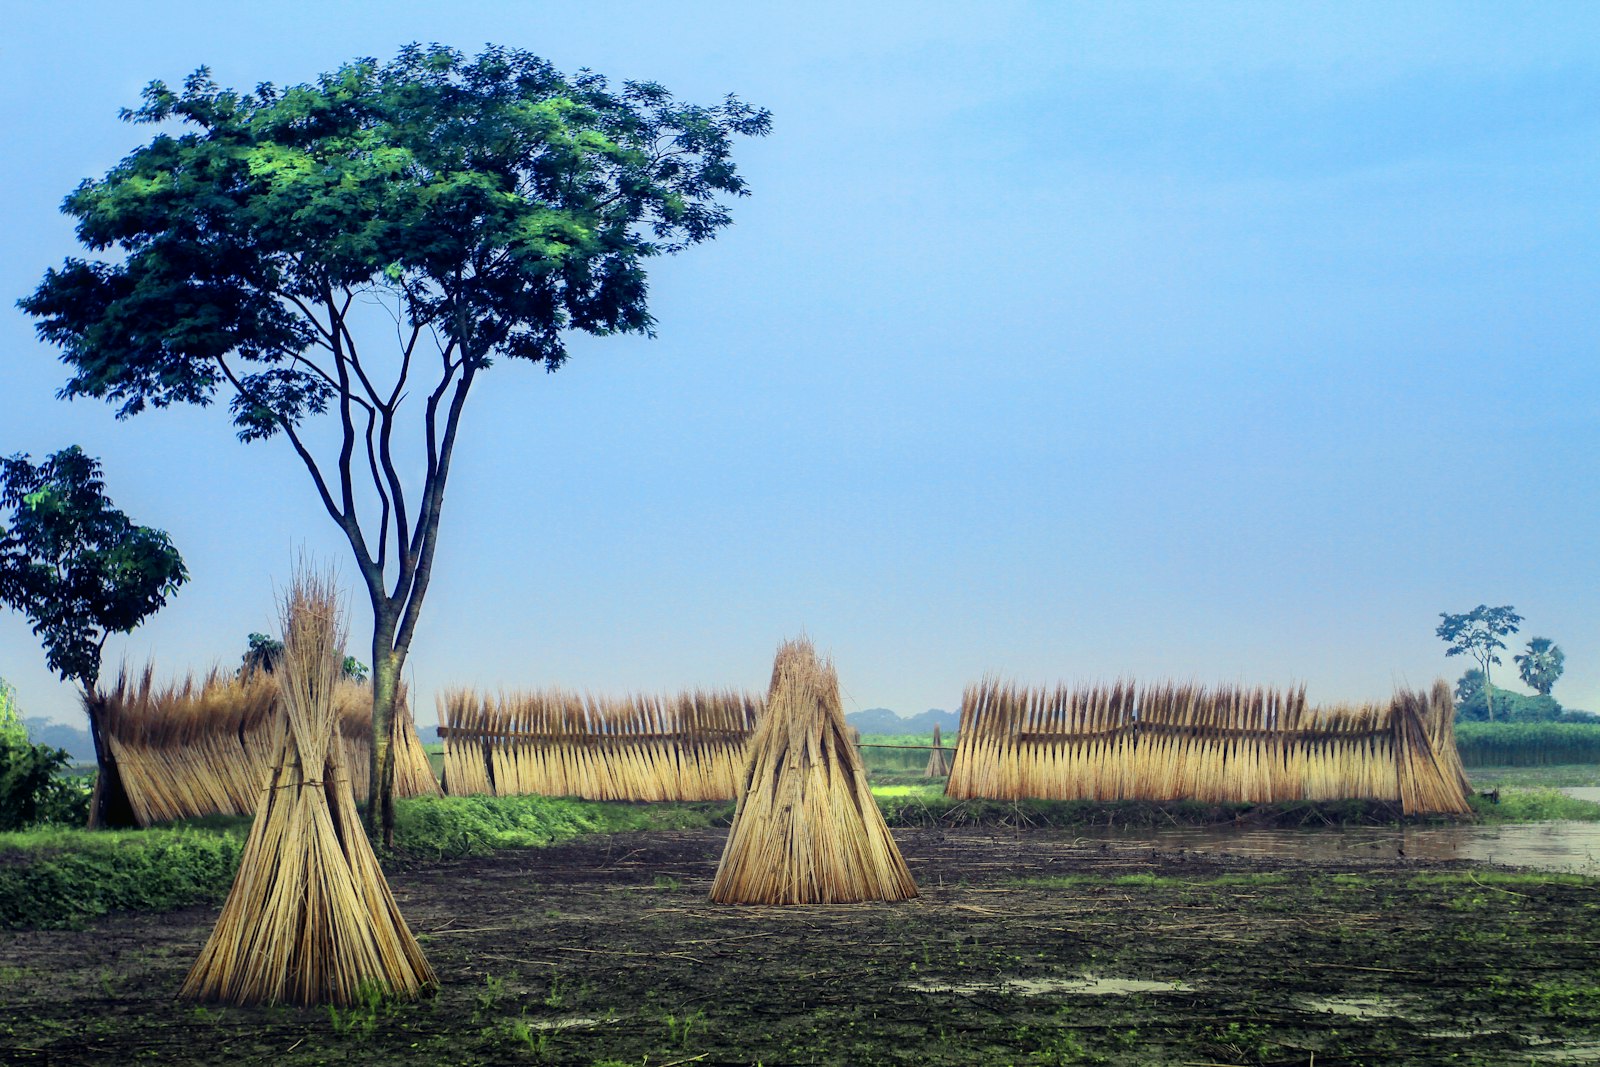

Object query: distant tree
[21,44,769,844]
[243,632,365,683]
[1455,669,1485,706]
[0,446,187,826]
[240,632,284,674]
[1515,637,1564,696]
[1436,605,1523,722]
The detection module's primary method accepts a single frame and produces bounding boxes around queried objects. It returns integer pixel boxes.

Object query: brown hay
[945,678,1469,816]
[437,687,761,801]
[710,639,918,905]
[97,667,437,826]
[180,568,436,1006]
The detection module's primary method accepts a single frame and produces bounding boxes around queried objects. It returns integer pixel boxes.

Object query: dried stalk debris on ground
[181,570,436,1007]
[96,667,438,826]
[711,638,918,904]
[438,687,761,801]
[946,678,1470,815]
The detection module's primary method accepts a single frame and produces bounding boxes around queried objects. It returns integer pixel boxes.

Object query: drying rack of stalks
[946,678,1470,816]
[96,665,438,826]
[437,687,763,801]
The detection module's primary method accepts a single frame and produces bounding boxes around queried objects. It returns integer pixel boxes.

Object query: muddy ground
[2,826,1598,1066]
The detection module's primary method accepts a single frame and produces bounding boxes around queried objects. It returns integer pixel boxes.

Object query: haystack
[180,571,435,1006]
[710,639,917,905]
[924,724,951,777]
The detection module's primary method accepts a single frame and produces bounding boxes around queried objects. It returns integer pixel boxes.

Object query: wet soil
[3,826,1599,1065]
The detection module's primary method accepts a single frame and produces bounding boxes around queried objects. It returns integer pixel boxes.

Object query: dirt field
[3,826,1598,1065]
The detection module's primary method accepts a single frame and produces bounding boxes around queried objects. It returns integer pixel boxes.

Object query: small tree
[0,446,187,826]
[1436,605,1523,722]
[22,44,769,844]
[1515,637,1564,697]
[240,632,284,674]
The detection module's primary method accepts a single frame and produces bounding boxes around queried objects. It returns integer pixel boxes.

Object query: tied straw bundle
[181,569,435,1006]
[711,638,917,905]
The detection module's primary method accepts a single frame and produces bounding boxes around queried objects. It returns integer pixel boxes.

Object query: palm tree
[1515,638,1565,696]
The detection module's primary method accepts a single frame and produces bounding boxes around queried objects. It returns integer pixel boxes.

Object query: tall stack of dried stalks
[924,723,951,777]
[438,687,761,801]
[181,571,436,1006]
[710,639,918,905]
[945,678,1469,816]
[96,667,438,826]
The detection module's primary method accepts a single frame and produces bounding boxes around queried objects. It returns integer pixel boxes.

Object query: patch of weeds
[500,1018,551,1058]
[651,874,681,891]
[472,973,507,1022]
[328,980,393,1042]
[1201,1021,1277,1064]
[663,1007,707,1049]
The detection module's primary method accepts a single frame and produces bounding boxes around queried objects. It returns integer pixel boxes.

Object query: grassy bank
[0,795,732,930]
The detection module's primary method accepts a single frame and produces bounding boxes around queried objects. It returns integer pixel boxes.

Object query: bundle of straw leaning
[180,570,436,1006]
[710,638,917,905]
[924,723,951,777]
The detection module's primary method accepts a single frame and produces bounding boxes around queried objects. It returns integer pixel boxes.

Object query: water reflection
[1075,821,1600,874]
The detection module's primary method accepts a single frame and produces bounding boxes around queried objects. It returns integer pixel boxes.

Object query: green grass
[1470,788,1600,823]
[0,794,733,930]
[1456,722,1600,767]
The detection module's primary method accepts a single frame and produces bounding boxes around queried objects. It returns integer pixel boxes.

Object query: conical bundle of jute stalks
[181,570,436,1006]
[924,723,951,777]
[710,639,917,905]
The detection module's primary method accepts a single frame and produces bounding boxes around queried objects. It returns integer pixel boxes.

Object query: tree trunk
[82,689,137,829]
[367,617,404,848]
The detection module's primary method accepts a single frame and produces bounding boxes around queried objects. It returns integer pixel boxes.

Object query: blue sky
[2,2,1596,727]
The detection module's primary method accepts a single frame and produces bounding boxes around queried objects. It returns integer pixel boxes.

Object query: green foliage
[1436,605,1522,718]
[0,677,25,745]
[0,447,187,689]
[389,793,728,858]
[240,632,283,674]
[1454,679,1567,723]
[0,735,75,831]
[0,826,246,928]
[1516,636,1565,696]
[1456,722,1600,765]
[1469,788,1600,823]
[857,732,956,775]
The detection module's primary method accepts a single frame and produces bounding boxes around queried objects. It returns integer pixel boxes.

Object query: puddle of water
[527,1017,608,1031]
[1303,995,1411,1019]
[1072,822,1600,874]
[1534,1042,1600,1063]
[906,975,1190,996]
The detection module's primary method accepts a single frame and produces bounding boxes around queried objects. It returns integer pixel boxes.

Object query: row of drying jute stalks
[181,573,910,1007]
[99,666,1473,822]
[93,667,439,827]
[945,677,1472,815]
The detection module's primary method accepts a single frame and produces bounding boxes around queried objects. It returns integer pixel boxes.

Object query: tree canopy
[21,43,769,841]
[0,446,188,691]
[1515,637,1565,696]
[1436,604,1522,720]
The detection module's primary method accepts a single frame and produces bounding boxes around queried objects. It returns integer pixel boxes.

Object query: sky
[1,2,1596,728]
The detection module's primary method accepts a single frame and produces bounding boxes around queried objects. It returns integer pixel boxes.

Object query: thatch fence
[97,666,440,826]
[945,678,1470,815]
[438,687,763,801]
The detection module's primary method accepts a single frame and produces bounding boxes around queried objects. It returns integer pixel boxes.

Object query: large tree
[0,446,188,826]
[1435,605,1523,721]
[1515,637,1564,697]
[20,44,770,843]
